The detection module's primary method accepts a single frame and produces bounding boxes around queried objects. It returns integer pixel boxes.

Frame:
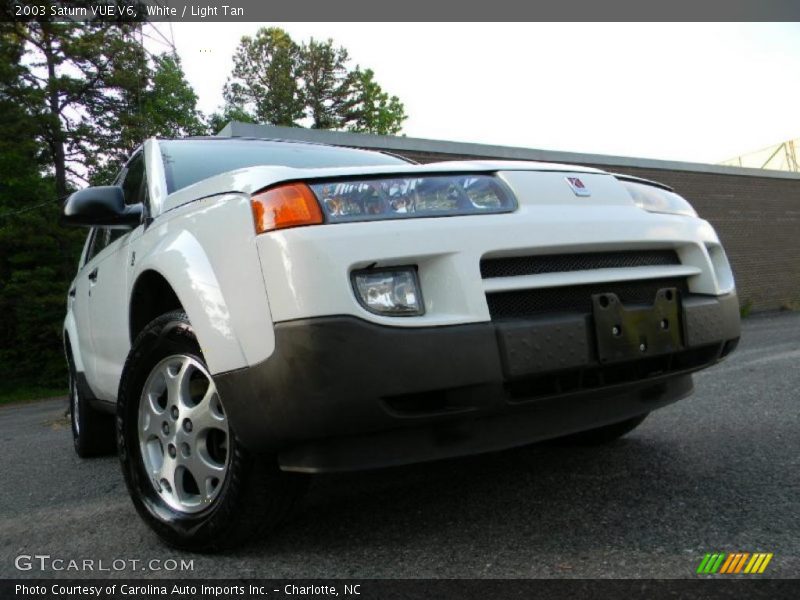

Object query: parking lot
[1,312,798,579]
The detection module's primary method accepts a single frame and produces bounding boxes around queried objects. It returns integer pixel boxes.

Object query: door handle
[88,267,98,282]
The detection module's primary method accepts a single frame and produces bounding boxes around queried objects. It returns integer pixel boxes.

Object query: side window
[80,230,94,266]
[121,153,146,206]
[84,228,128,266]
[108,229,126,245]
[84,229,108,265]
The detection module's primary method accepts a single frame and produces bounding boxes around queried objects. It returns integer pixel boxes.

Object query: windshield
[159,138,408,194]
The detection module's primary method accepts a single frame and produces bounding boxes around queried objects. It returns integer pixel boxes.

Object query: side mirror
[61,186,143,229]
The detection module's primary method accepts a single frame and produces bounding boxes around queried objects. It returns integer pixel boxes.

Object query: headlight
[352,268,424,316]
[621,180,697,217]
[310,174,516,223]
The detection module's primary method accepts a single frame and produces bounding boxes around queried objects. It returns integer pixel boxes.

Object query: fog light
[352,268,424,316]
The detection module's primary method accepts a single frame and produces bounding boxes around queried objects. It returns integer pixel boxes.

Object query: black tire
[553,413,649,446]
[117,310,305,551]
[67,352,115,458]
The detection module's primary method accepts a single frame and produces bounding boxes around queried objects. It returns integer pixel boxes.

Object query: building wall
[221,122,800,312]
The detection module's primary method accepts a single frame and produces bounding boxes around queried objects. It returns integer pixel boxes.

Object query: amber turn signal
[251,183,324,234]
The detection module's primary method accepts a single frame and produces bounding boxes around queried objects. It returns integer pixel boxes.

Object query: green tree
[223,27,305,127]
[300,38,352,130]
[206,105,256,136]
[88,51,207,184]
[147,55,206,138]
[9,21,206,188]
[221,27,407,134]
[345,68,407,135]
[0,24,85,391]
[9,21,137,197]
[0,21,206,394]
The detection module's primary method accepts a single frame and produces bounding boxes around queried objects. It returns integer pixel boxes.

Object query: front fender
[133,195,275,375]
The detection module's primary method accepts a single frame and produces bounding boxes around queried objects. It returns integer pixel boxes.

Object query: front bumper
[214,292,740,472]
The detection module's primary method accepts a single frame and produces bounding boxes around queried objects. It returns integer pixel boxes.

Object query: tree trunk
[42,26,67,199]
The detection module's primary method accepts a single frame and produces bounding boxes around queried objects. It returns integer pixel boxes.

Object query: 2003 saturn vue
[61,137,741,550]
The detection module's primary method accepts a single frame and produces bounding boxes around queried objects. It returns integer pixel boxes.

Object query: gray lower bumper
[213,292,740,471]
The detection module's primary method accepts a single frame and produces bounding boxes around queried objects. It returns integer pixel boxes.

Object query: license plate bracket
[592,287,683,364]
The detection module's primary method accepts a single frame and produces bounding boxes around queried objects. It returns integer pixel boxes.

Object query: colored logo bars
[697,552,773,574]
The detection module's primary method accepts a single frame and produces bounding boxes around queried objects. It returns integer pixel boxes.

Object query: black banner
[2,579,798,600]
[4,0,800,22]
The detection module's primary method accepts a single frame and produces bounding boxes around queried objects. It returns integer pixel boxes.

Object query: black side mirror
[61,186,143,229]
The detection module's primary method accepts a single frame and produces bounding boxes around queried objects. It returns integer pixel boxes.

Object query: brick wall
[392,149,800,313]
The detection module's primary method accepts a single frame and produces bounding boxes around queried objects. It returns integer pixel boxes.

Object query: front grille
[480,250,680,279]
[486,277,689,320]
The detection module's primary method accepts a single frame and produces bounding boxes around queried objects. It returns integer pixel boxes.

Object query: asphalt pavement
[1,312,798,579]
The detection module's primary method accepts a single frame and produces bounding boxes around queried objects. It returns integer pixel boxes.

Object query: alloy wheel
[138,355,229,513]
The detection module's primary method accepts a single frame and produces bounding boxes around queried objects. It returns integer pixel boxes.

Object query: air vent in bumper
[480,249,680,279]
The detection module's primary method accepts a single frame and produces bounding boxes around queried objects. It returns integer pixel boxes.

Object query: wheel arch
[63,316,105,405]
[63,312,85,373]
[128,270,184,345]
[129,230,250,375]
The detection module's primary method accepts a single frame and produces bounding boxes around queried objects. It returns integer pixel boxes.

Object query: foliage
[223,27,305,127]
[0,22,205,392]
[206,105,257,136]
[301,37,353,130]
[222,27,407,134]
[9,21,136,196]
[89,51,208,184]
[0,25,84,388]
[346,68,407,135]
[8,21,206,189]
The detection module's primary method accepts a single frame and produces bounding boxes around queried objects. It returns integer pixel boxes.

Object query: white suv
[62,137,740,550]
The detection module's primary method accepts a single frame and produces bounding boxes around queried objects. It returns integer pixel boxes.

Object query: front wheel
[117,310,305,551]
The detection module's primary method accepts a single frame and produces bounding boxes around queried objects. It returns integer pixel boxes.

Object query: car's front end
[212,161,741,471]
[63,137,742,550]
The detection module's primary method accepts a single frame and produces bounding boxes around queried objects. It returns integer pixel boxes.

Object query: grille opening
[505,342,722,402]
[480,249,681,279]
[382,386,482,417]
[486,278,689,320]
